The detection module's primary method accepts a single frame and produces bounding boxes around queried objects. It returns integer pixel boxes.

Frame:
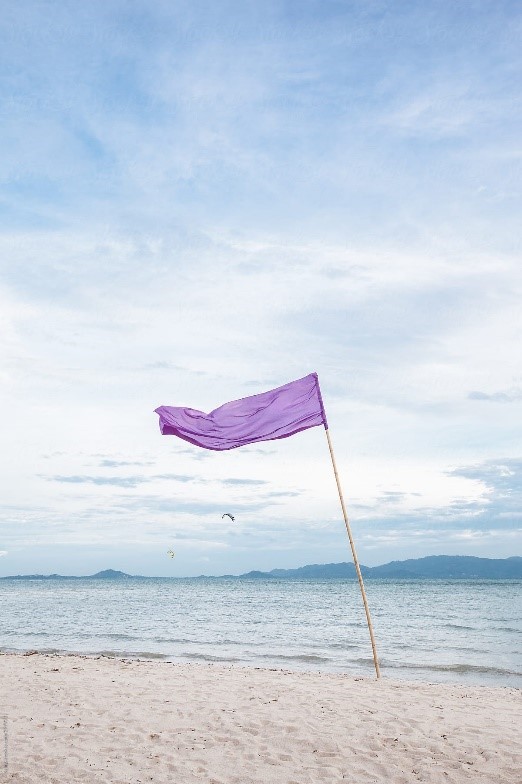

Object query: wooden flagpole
[325,427,381,679]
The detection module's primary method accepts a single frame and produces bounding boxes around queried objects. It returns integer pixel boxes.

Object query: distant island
[1,556,521,580]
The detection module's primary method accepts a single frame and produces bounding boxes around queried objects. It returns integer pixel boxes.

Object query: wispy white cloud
[468,389,522,403]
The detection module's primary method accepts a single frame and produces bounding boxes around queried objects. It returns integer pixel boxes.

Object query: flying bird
[166,550,175,558]
[222,513,235,522]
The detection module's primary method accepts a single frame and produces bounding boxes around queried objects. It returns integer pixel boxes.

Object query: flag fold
[154,372,327,451]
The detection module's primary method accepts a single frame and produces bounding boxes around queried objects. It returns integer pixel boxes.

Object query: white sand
[0,653,519,783]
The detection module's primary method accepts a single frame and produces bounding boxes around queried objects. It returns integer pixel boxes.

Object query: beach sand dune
[0,653,519,783]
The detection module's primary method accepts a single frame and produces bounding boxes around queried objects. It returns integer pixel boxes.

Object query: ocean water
[0,578,520,687]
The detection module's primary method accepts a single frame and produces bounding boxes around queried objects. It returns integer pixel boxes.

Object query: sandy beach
[0,653,519,783]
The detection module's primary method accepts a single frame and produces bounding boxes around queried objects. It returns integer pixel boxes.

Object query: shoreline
[3,648,520,687]
[1,645,519,690]
[1,652,519,783]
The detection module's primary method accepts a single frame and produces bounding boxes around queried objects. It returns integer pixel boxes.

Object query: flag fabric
[154,372,327,451]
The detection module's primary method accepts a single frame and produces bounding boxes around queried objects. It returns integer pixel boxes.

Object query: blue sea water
[0,578,520,687]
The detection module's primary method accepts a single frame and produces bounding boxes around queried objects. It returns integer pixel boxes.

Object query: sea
[0,577,520,687]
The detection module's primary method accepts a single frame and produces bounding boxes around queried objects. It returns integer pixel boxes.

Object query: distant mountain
[367,555,522,579]
[0,569,135,580]
[266,562,359,579]
[239,556,522,580]
[240,570,275,579]
[91,569,133,579]
[1,556,521,581]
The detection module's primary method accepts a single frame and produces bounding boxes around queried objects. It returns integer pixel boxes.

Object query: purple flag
[154,373,327,451]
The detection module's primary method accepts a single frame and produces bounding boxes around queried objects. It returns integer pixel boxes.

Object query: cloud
[142,362,209,376]
[47,475,147,489]
[356,458,522,544]
[221,478,268,487]
[449,458,522,506]
[151,474,199,483]
[468,389,522,403]
[98,459,154,468]
[115,494,282,517]
[45,473,201,488]
[262,490,302,499]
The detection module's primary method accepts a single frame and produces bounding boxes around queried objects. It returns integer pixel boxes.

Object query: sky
[0,0,521,576]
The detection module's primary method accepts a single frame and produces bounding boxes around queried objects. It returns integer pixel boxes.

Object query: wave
[443,624,476,630]
[181,652,242,663]
[94,633,143,641]
[258,653,331,663]
[152,636,242,645]
[87,650,168,660]
[350,658,522,678]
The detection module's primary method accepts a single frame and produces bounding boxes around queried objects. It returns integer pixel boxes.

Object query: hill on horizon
[242,555,522,580]
[1,555,521,580]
